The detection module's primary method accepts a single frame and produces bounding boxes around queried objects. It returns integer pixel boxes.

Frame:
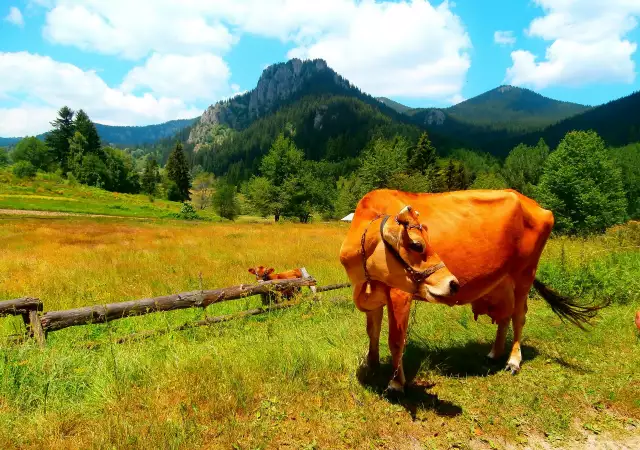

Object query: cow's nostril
[449,279,460,294]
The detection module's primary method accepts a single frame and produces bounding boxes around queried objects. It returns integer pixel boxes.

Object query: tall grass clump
[537,222,640,305]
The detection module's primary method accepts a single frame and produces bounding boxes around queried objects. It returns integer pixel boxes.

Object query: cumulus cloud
[121,53,232,102]
[286,0,471,100]
[5,6,24,27]
[505,0,640,89]
[43,1,234,60]
[39,0,471,101]
[494,30,515,46]
[0,52,201,136]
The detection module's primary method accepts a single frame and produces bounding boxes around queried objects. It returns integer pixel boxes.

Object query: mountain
[495,89,640,154]
[443,85,591,130]
[96,118,198,146]
[188,59,355,144]
[0,118,198,148]
[376,97,412,114]
[190,58,465,180]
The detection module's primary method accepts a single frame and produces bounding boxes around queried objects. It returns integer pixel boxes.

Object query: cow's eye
[408,241,424,253]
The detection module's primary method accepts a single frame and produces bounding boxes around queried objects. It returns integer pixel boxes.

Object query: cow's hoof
[385,380,405,396]
[505,361,520,375]
[485,353,499,364]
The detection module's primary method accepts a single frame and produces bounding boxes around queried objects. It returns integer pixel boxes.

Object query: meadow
[0,215,638,449]
[0,169,219,220]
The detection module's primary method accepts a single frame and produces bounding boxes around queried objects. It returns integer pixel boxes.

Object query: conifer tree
[74,109,102,156]
[165,142,191,201]
[45,106,75,171]
[408,132,437,174]
[141,157,160,196]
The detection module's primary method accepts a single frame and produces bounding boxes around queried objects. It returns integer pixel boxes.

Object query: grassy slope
[0,218,638,449]
[0,169,218,220]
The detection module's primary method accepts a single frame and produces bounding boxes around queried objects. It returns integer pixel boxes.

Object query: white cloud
[505,0,640,89]
[43,1,234,60]
[286,0,471,100]
[494,30,515,46]
[0,52,201,136]
[449,93,465,105]
[121,53,231,102]
[5,6,24,27]
[37,0,471,101]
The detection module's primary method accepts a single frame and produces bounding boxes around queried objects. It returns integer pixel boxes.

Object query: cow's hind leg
[506,271,533,374]
[386,289,412,393]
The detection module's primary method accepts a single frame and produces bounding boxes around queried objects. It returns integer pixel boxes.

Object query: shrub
[178,202,199,220]
[12,161,37,179]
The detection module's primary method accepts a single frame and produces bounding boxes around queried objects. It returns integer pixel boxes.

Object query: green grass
[0,218,638,449]
[0,169,219,220]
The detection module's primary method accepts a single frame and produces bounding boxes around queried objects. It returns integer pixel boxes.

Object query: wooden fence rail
[1,276,352,347]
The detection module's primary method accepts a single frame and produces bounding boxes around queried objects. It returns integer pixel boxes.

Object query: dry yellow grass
[0,217,638,449]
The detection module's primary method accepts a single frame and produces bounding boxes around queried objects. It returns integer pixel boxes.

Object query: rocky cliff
[188,58,351,144]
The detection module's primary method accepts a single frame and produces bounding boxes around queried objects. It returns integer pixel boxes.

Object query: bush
[12,161,37,179]
[166,181,182,202]
[177,202,199,220]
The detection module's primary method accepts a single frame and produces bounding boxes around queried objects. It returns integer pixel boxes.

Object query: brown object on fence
[39,277,317,332]
[0,297,42,316]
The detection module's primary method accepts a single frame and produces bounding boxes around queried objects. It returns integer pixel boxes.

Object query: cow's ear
[266,267,275,275]
[396,205,413,224]
[248,268,256,274]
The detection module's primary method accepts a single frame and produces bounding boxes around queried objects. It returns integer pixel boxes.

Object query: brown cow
[339,188,606,393]
[248,265,303,305]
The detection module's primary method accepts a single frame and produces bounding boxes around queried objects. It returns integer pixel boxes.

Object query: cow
[248,265,304,305]
[339,188,606,393]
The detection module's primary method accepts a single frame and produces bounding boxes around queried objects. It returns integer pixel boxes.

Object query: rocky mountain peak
[188,58,343,144]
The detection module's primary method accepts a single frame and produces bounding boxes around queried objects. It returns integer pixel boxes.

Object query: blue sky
[1,0,640,136]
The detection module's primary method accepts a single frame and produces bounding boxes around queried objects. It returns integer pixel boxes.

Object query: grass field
[0,216,638,449]
[0,169,219,220]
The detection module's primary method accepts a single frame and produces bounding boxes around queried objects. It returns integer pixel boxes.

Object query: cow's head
[367,205,459,302]
[248,266,275,282]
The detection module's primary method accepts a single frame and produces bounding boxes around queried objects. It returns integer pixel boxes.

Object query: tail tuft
[532,279,610,331]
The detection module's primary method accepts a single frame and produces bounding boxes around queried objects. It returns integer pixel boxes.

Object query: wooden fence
[0,271,351,347]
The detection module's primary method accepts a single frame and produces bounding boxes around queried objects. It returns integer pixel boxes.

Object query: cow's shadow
[356,338,540,420]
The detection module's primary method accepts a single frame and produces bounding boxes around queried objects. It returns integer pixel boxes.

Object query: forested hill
[444,85,590,129]
[0,118,198,148]
[96,119,198,146]
[496,90,640,153]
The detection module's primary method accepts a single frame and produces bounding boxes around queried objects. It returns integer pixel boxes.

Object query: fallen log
[40,277,316,332]
[0,297,42,316]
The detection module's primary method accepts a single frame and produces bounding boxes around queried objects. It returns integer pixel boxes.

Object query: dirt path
[0,208,149,220]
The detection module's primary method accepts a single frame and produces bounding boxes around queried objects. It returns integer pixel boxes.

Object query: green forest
[1,101,637,234]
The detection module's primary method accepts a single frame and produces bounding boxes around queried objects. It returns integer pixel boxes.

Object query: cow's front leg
[366,306,384,369]
[386,289,412,393]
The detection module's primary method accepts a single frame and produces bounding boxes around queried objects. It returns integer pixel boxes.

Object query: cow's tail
[532,278,610,331]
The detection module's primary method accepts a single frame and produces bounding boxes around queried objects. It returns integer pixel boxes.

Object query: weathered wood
[28,310,46,347]
[40,277,316,332]
[0,297,42,316]
[300,267,317,295]
[315,282,351,293]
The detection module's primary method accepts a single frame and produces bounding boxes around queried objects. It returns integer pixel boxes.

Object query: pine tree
[74,109,102,156]
[445,159,456,191]
[408,132,437,174]
[165,142,191,201]
[141,157,160,196]
[45,106,75,172]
